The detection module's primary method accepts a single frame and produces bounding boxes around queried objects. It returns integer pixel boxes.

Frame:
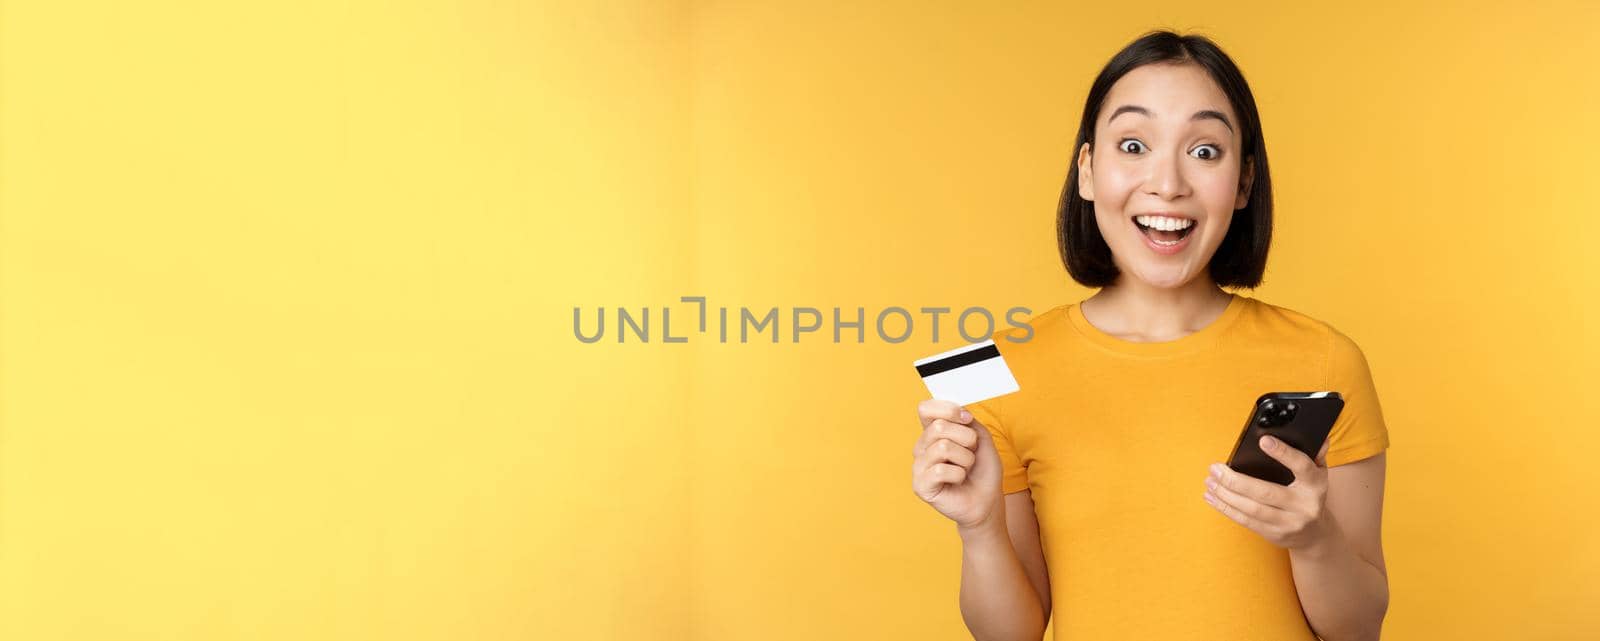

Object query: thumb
[1260,434,1317,480]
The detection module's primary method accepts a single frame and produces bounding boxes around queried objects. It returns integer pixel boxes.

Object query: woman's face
[1078,62,1254,290]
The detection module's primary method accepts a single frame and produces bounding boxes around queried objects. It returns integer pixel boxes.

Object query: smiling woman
[1064,46,1271,290]
[909,30,1391,641]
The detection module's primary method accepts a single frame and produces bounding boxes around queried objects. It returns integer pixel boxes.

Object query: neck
[1081,274,1233,342]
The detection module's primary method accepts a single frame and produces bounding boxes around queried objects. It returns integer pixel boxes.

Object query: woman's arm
[1204,437,1388,641]
[1288,453,1388,641]
[912,401,1050,641]
[958,490,1051,641]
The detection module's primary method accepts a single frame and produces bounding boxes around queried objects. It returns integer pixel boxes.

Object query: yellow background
[2,1,1596,639]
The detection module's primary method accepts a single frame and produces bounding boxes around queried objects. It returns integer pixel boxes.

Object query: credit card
[913,339,1021,406]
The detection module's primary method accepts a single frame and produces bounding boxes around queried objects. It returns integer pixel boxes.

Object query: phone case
[1225,392,1344,485]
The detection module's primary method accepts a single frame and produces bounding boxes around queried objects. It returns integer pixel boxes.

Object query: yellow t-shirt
[966,293,1389,639]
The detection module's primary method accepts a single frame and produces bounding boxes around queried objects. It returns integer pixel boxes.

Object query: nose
[1143,148,1191,200]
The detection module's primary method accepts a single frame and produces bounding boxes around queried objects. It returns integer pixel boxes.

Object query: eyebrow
[1107,104,1235,134]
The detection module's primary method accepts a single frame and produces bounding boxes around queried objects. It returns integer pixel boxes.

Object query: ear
[1077,142,1095,201]
[1234,155,1255,210]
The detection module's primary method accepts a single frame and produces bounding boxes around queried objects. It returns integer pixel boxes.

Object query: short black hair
[1058,30,1273,289]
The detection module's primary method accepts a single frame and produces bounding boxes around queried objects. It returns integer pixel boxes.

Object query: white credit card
[913,339,1021,406]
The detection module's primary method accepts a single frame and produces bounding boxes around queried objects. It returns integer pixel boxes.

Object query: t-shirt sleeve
[1323,329,1391,467]
[965,395,1030,494]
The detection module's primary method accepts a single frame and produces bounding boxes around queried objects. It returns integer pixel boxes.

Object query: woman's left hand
[1203,435,1338,551]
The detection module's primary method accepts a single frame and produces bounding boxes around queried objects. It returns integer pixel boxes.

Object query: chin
[1128,263,1197,289]
[1139,273,1191,289]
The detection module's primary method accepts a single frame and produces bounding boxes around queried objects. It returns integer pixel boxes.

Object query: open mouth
[1133,215,1196,246]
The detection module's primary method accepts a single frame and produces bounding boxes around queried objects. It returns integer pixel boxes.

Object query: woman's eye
[1118,139,1146,154]
[1190,144,1222,160]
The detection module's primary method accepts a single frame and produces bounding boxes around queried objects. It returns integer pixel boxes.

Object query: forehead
[1099,63,1236,127]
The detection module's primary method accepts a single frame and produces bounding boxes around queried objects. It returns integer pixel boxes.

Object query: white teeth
[1135,215,1195,231]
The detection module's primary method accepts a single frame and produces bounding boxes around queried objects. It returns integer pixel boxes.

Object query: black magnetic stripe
[915,344,1002,378]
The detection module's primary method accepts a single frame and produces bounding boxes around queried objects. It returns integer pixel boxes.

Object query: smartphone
[1225,392,1344,485]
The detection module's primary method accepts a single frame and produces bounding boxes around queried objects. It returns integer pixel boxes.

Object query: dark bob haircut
[1059,30,1272,289]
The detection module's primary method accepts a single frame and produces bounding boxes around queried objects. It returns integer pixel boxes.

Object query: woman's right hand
[912,399,1004,532]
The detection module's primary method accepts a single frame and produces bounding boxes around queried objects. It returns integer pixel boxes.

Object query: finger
[918,399,971,429]
[931,462,967,485]
[915,462,967,496]
[1209,463,1292,508]
[1206,472,1286,523]
[1204,488,1278,534]
[1259,435,1319,482]
[1314,439,1330,467]
[917,437,977,472]
[914,419,977,457]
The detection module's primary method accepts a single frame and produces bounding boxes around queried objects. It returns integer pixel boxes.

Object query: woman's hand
[1203,435,1340,551]
[912,399,1003,532]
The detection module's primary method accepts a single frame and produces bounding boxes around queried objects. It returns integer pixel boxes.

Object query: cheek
[1193,169,1242,212]
[1091,166,1141,212]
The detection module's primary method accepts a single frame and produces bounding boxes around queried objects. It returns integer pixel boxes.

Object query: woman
[910,31,1390,640]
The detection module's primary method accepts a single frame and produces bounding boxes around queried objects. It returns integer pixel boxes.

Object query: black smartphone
[1225,392,1344,485]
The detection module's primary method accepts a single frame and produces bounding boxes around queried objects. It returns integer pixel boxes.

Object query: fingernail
[1205,477,1217,491]
[1209,463,1223,477]
[959,410,972,422]
[1260,435,1275,451]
